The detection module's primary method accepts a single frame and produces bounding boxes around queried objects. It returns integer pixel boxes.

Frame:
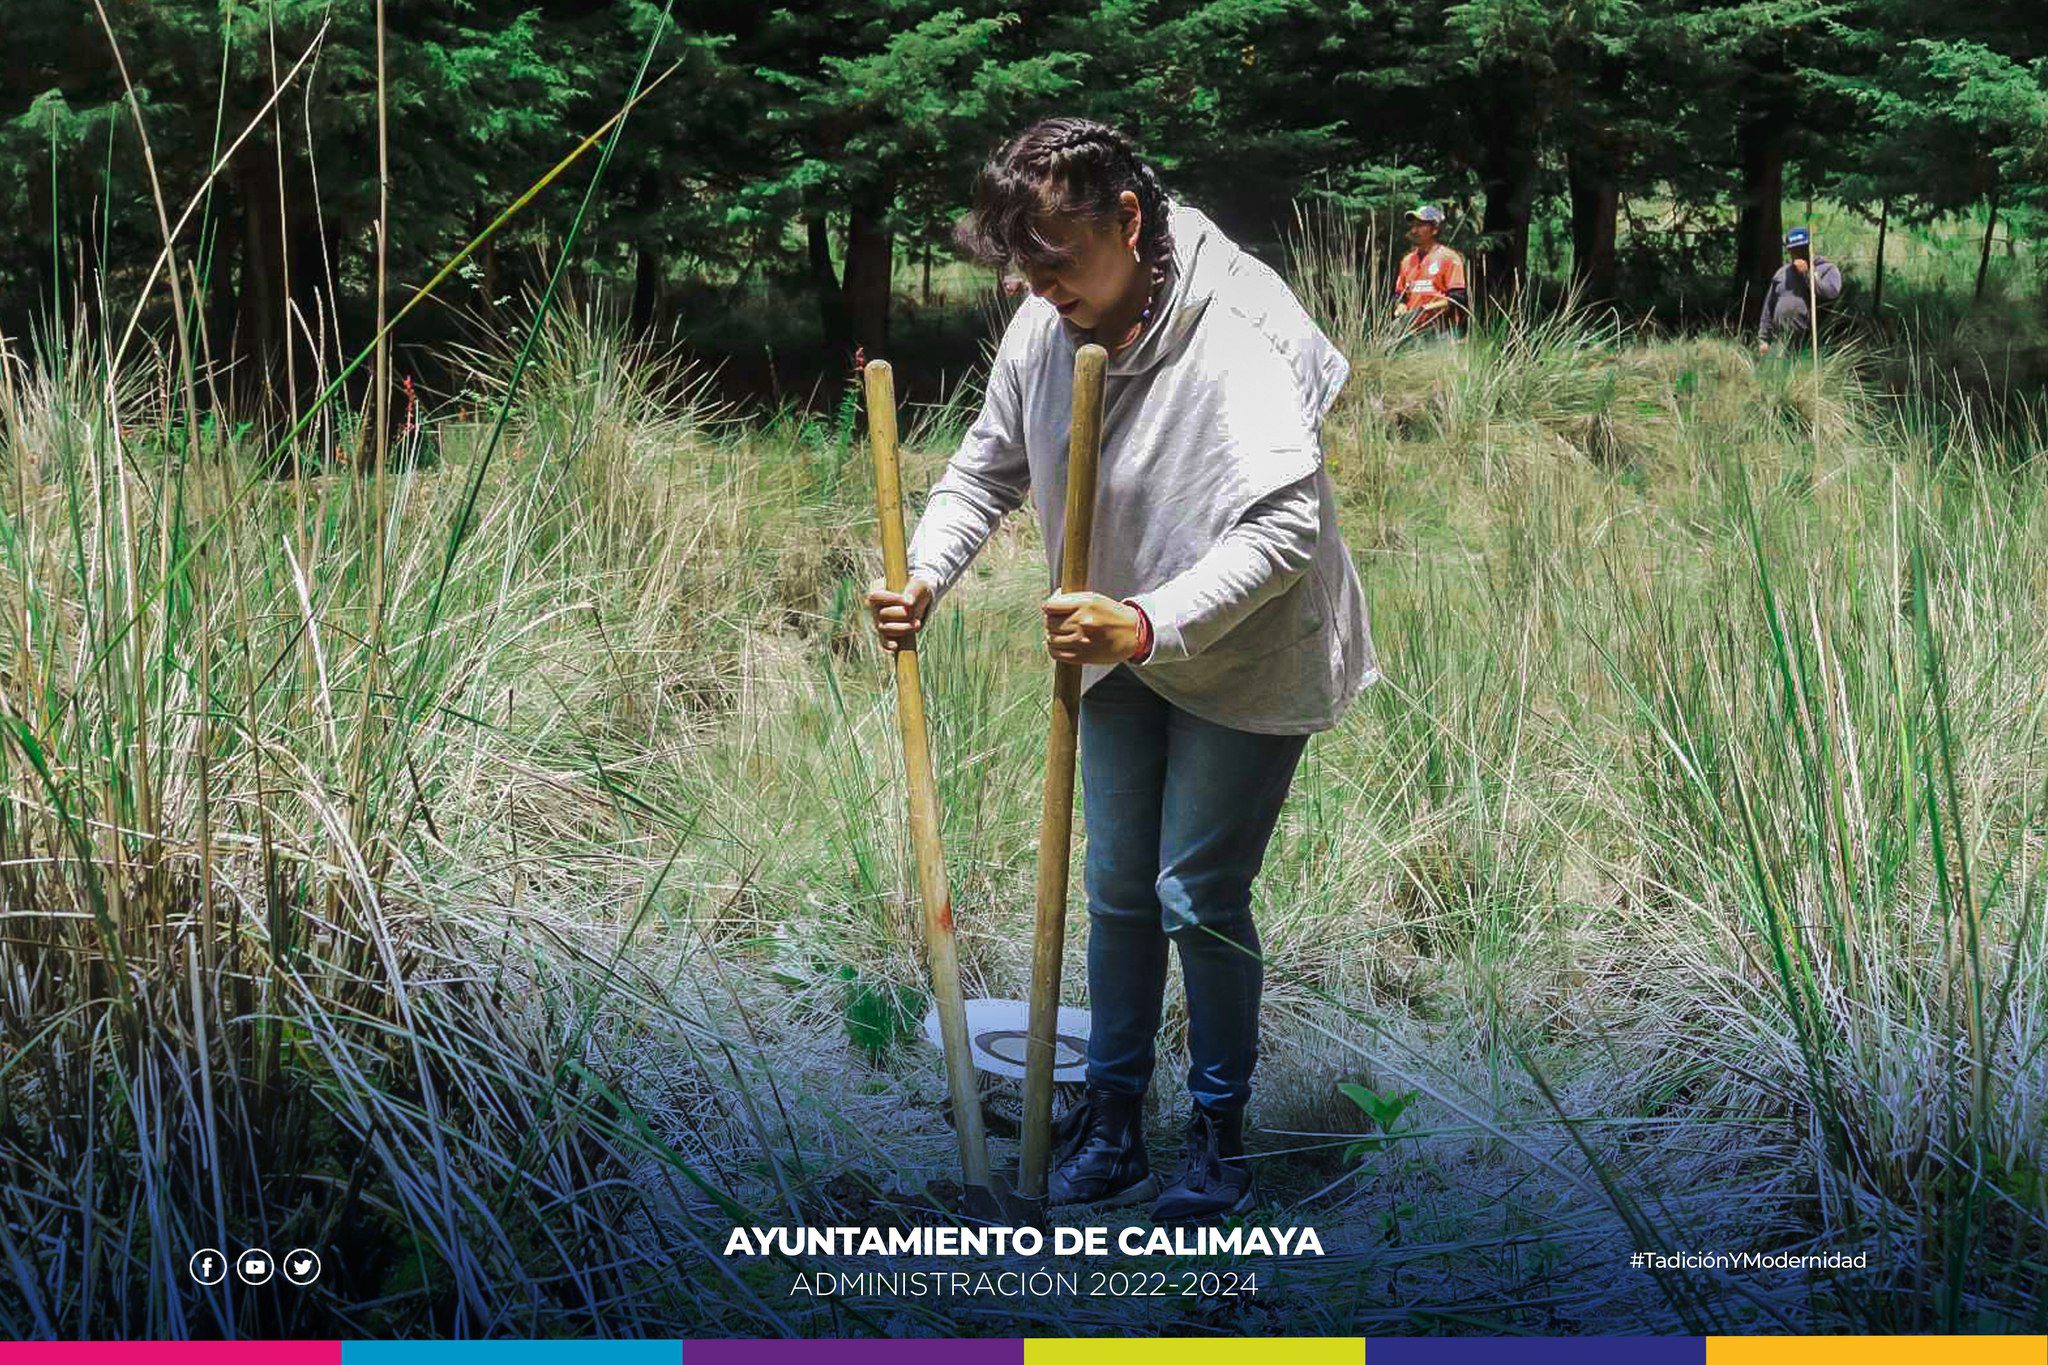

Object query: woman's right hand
[866,574,934,653]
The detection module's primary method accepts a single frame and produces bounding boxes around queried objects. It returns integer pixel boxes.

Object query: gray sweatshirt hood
[908,196,1375,733]
[1058,199,1227,379]
[1056,198,1351,435]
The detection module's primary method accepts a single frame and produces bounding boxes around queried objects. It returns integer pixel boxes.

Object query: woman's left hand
[1042,591,1143,665]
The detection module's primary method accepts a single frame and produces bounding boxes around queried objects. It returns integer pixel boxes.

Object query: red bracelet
[1122,598,1153,663]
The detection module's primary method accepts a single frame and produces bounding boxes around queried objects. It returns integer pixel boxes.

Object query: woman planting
[866,117,1377,1222]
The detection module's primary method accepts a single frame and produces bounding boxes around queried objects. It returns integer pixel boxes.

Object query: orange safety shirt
[1395,244,1467,317]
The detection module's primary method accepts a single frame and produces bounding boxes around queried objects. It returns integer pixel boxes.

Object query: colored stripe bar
[1027,1339,1363,1365]
[342,1345,679,1363]
[0,1346,341,1363]
[1367,1340,1705,1364]
[692,1342,1023,1365]
[1706,1337,2047,1364]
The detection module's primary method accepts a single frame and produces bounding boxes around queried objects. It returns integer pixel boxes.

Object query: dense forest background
[2,0,2044,415]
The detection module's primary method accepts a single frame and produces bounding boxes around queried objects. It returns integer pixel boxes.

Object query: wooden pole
[1808,229,1822,453]
[1017,343,1107,1201]
[865,358,999,1207]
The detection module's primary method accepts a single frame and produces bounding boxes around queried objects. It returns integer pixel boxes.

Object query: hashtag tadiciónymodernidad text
[1630,1250,1868,1270]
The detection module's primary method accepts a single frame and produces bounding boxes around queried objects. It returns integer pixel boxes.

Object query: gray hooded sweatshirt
[1758,256,1843,343]
[905,199,1378,735]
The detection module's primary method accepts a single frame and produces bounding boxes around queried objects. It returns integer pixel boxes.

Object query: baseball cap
[1784,226,1811,248]
[1405,205,1445,224]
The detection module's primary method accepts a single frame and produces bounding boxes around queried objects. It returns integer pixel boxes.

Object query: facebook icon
[188,1247,227,1285]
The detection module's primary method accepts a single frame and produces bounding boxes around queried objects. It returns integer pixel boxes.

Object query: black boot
[1046,1086,1156,1211]
[1150,1102,1256,1224]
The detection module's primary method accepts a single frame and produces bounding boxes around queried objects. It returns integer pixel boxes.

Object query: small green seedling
[839,963,924,1057]
[1339,1081,1419,1161]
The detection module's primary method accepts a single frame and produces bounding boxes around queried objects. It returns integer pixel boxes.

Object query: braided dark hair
[953,118,1175,281]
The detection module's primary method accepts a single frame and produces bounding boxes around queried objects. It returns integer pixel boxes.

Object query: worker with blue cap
[1758,226,1842,354]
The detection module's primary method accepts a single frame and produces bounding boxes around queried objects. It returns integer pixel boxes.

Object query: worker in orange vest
[1393,205,1469,338]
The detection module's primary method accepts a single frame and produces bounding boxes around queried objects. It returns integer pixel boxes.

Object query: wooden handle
[1058,346,1107,593]
[868,359,915,597]
[1018,343,1108,1198]
[1807,236,1822,453]
[865,359,993,1192]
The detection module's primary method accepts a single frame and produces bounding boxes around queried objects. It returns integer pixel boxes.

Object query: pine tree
[724,3,1077,357]
[0,0,579,417]
[1830,2,2047,300]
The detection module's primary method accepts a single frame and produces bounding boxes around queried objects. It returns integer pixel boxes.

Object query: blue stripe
[341,1344,681,1364]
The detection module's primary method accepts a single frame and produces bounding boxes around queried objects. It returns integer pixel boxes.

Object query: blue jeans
[1078,664,1309,1113]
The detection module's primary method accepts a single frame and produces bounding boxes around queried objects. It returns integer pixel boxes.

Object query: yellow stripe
[1026,1339,1364,1365]
[1706,1337,2046,1364]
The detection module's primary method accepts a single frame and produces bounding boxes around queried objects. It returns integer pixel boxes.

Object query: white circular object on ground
[922,998,1089,1081]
